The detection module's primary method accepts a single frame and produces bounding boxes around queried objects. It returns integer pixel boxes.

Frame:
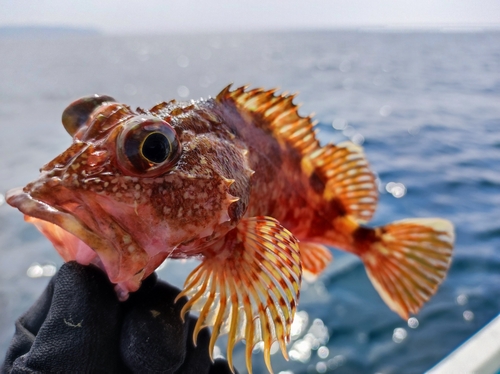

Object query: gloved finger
[177,317,239,374]
[2,270,57,372]
[8,261,122,373]
[125,270,158,301]
[120,279,189,373]
[174,316,211,374]
[209,358,240,374]
[121,277,239,374]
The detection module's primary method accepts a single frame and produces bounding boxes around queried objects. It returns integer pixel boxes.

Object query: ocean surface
[0,30,499,373]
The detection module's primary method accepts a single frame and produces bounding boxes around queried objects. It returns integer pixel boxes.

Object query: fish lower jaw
[6,187,108,257]
[26,216,99,264]
[6,187,148,292]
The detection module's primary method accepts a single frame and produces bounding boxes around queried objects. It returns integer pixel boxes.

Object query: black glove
[1,261,238,374]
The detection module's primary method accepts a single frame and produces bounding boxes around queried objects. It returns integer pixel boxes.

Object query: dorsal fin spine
[216,84,232,102]
[275,106,300,125]
[219,85,321,158]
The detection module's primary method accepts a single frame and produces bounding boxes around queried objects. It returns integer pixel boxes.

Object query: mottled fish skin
[6,86,455,374]
[213,90,354,244]
[8,98,251,293]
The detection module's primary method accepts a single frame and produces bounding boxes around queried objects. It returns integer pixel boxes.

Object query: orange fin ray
[299,242,333,282]
[361,218,454,319]
[304,141,378,223]
[217,85,320,157]
[176,216,302,374]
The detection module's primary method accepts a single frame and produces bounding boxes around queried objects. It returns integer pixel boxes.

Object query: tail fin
[360,218,454,319]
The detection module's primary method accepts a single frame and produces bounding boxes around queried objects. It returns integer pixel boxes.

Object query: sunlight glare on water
[339,60,351,73]
[317,346,329,359]
[379,104,392,117]
[290,310,309,341]
[26,263,57,278]
[342,125,356,138]
[328,355,346,370]
[332,118,348,131]
[177,85,190,97]
[407,317,419,329]
[315,361,327,373]
[177,55,189,68]
[463,310,474,322]
[408,125,420,136]
[392,328,408,343]
[351,133,365,145]
[331,119,365,144]
[385,182,406,198]
[289,317,329,364]
[457,294,468,305]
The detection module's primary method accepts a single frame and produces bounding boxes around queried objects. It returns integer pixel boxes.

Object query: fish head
[6,95,251,298]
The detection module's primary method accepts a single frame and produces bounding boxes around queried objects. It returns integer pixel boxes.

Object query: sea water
[0,30,499,373]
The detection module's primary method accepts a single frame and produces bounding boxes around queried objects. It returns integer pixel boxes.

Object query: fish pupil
[142,132,170,163]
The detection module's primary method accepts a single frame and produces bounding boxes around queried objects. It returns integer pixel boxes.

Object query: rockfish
[6,85,454,373]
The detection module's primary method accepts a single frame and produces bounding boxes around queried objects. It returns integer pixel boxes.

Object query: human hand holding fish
[5,85,455,373]
[1,261,237,374]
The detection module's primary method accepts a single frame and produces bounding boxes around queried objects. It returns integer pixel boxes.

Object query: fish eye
[62,94,116,136]
[117,116,180,176]
[141,132,170,163]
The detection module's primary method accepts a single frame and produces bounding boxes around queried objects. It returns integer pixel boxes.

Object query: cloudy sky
[1,0,499,34]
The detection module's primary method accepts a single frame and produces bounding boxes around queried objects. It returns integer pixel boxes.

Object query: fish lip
[5,187,121,276]
[5,186,107,260]
[6,186,149,289]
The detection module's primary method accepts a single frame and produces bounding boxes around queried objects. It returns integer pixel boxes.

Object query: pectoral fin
[176,216,302,374]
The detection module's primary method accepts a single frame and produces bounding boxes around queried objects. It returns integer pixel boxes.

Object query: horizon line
[1,22,500,36]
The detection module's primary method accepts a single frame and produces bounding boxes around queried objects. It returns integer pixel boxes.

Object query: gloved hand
[1,261,238,374]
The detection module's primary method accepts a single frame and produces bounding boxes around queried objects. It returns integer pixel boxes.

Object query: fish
[6,85,454,373]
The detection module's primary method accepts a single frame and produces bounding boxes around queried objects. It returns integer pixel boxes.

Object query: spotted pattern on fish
[6,86,455,374]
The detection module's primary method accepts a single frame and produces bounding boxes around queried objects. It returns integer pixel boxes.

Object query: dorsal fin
[217,85,320,156]
[302,141,378,223]
[217,85,378,223]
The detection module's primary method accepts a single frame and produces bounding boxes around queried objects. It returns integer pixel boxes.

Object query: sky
[1,0,500,34]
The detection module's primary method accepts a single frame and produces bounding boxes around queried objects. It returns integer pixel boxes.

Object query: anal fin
[299,242,333,282]
[176,216,302,374]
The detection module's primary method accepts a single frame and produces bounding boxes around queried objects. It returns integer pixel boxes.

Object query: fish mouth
[7,187,108,256]
[6,186,149,294]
